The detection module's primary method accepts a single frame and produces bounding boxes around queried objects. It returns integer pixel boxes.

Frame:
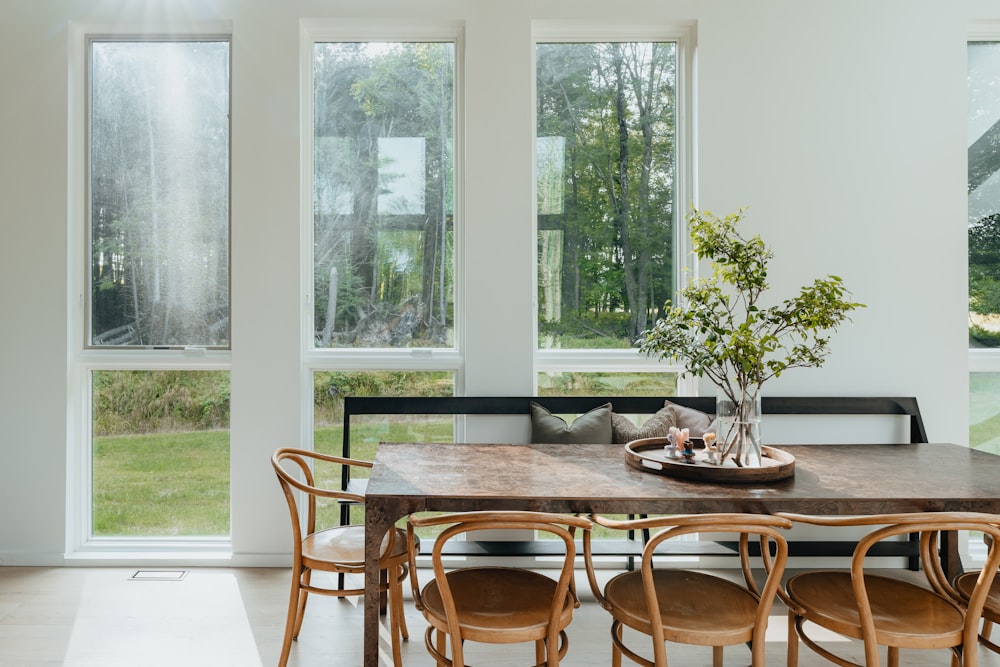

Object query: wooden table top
[367,441,1000,516]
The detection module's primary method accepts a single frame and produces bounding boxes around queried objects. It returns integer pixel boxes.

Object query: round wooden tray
[625,437,795,483]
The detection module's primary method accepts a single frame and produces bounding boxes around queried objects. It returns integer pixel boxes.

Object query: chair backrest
[406,511,592,658]
[584,513,792,666]
[271,447,372,551]
[777,511,1000,665]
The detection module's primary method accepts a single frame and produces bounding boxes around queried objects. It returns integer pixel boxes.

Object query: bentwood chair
[406,511,592,667]
[951,534,1000,655]
[777,512,1000,667]
[272,447,415,667]
[582,513,792,667]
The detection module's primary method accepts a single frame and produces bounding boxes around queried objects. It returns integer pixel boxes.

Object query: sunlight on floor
[63,569,263,667]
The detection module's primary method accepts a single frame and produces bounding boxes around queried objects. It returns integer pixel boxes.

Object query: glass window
[312,42,456,349]
[970,372,1000,455]
[314,370,454,525]
[537,371,678,396]
[88,39,230,348]
[535,42,677,351]
[85,37,231,544]
[92,370,230,537]
[969,41,1000,349]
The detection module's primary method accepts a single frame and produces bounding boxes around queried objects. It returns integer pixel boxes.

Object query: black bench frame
[340,395,927,566]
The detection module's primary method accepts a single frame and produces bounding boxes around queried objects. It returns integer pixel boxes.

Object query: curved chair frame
[776,512,1000,667]
[951,532,1000,657]
[272,447,414,667]
[583,513,792,667]
[406,510,592,667]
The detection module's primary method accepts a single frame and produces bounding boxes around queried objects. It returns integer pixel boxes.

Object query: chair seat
[787,570,965,648]
[302,524,409,571]
[604,569,760,645]
[954,570,1000,623]
[420,566,573,644]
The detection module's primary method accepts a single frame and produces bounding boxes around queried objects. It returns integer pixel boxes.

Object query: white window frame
[299,20,467,443]
[530,20,698,394]
[67,22,234,560]
[969,24,1000,380]
[966,22,1000,568]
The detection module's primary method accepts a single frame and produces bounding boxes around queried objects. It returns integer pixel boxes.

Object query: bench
[341,395,928,566]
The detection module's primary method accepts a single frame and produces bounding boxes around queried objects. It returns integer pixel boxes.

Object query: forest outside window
[312,41,456,349]
[88,38,231,349]
[535,41,678,352]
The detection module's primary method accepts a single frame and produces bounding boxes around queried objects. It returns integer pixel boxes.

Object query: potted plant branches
[639,207,865,466]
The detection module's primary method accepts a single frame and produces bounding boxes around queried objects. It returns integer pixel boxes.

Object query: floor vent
[128,570,189,582]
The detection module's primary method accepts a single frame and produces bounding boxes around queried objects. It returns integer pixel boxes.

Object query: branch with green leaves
[639,207,865,410]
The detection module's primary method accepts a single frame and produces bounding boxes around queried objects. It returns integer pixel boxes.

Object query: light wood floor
[2,566,999,666]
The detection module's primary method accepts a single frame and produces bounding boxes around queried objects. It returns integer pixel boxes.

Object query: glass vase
[715,387,762,467]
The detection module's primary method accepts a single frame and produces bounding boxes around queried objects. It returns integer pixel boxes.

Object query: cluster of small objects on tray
[663,425,721,465]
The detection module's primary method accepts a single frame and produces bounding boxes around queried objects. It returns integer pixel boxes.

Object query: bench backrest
[341,394,927,463]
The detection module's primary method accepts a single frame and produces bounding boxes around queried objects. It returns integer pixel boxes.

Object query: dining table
[362,440,1000,666]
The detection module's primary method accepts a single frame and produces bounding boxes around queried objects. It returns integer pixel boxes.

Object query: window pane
[537,371,678,396]
[536,42,677,349]
[313,42,455,348]
[969,42,1000,348]
[313,370,454,525]
[89,40,230,348]
[92,370,230,537]
[971,372,1000,455]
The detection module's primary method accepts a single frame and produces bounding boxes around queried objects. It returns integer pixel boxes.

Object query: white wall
[0,0,990,565]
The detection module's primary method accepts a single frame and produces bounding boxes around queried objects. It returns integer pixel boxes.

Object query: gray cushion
[530,402,613,444]
[664,400,713,437]
[611,405,677,444]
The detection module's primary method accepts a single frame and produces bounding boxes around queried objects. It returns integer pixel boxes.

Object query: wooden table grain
[362,442,1000,666]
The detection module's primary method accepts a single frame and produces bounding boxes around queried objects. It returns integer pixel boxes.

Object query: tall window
[969,39,1000,456]
[969,40,1000,456]
[534,34,689,395]
[85,38,231,540]
[312,41,456,349]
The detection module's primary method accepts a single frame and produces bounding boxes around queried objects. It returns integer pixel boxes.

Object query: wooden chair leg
[278,573,301,667]
[394,567,409,640]
[887,645,898,667]
[292,568,311,638]
[435,628,448,667]
[387,566,406,667]
[787,610,799,667]
[611,622,623,667]
[713,644,724,666]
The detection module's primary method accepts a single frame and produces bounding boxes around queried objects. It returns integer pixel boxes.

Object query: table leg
[941,530,963,581]
[364,501,402,667]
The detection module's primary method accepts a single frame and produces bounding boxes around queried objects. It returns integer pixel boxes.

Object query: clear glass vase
[715,387,762,467]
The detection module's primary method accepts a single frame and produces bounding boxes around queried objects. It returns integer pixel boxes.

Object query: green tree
[970,214,1000,314]
[313,42,455,347]
[536,42,676,345]
[90,41,230,347]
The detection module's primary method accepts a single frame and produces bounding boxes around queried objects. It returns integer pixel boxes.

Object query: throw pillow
[664,400,714,437]
[529,402,613,444]
[611,404,677,444]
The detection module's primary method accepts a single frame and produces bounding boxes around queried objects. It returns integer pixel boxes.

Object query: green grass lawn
[92,418,456,537]
[93,430,230,536]
[971,373,1000,455]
